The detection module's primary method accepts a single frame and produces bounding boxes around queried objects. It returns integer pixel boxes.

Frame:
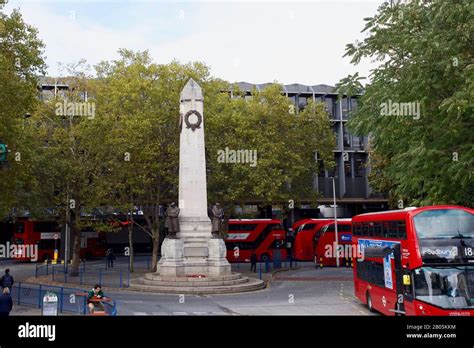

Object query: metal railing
[231,256,300,280]
[35,260,85,278]
[11,282,116,315]
[101,255,153,271]
[34,256,158,288]
[36,262,130,288]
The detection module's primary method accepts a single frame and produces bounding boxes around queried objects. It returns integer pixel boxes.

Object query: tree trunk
[143,204,161,272]
[69,226,81,276]
[151,229,159,272]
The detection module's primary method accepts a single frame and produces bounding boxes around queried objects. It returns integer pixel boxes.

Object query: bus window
[387,221,399,238]
[39,239,55,250]
[16,223,25,233]
[397,221,407,239]
[34,222,60,233]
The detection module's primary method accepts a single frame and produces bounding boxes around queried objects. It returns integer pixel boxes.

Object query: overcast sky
[6,0,384,86]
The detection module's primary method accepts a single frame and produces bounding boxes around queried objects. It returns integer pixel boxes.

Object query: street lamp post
[65,184,70,266]
[331,177,339,267]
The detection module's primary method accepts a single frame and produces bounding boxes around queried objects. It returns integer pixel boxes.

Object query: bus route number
[463,247,473,258]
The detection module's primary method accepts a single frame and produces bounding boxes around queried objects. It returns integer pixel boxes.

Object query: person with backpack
[0,269,14,291]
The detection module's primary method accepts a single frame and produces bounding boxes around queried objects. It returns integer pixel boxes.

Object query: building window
[325,97,334,118]
[341,97,349,119]
[354,154,365,177]
[334,98,340,118]
[352,135,361,148]
[298,95,307,110]
[345,160,352,177]
[343,125,350,147]
[350,98,358,113]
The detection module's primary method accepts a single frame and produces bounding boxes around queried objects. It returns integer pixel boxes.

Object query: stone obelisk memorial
[133,79,264,293]
[158,78,230,277]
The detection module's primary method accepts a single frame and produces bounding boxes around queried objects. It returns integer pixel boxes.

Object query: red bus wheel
[261,253,270,262]
[366,292,375,313]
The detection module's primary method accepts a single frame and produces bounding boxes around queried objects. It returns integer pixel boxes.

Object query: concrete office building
[231,82,388,217]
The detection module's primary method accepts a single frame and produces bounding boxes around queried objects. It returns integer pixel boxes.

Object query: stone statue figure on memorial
[165,202,180,239]
[210,203,224,238]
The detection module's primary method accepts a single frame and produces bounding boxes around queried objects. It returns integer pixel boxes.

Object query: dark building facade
[37,76,70,101]
[231,82,388,217]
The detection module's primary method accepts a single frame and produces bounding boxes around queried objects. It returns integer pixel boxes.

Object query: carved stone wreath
[183,110,202,131]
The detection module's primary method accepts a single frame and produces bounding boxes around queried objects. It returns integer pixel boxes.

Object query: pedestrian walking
[0,287,13,316]
[0,269,14,291]
[250,251,257,273]
[106,249,115,268]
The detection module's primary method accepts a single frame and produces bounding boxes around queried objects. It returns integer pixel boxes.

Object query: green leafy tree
[0,0,46,217]
[93,50,213,271]
[338,0,474,207]
[206,83,335,216]
[25,60,114,274]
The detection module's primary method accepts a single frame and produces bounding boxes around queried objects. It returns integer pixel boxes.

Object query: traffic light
[0,141,8,163]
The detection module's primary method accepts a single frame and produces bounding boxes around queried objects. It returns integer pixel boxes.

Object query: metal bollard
[38,284,42,308]
[17,282,21,305]
[60,287,64,313]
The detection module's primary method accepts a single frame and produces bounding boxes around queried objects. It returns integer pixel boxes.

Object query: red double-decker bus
[291,219,332,261]
[313,219,353,267]
[352,205,474,316]
[12,219,106,262]
[225,219,287,262]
